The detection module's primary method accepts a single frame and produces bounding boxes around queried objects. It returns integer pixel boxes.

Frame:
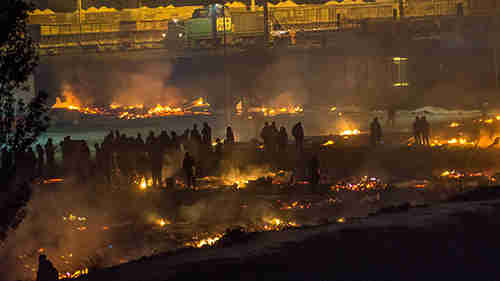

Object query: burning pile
[331,176,387,192]
[245,105,304,117]
[196,169,289,190]
[52,91,212,119]
[185,233,225,248]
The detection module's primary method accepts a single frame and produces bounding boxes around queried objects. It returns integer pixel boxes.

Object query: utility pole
[495,47,499,89]
[223,5,231,125]
[263,0,269,45]
[77,0,82,46]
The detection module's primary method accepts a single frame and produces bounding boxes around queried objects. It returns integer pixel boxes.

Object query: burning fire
[185,233,224,248]
[156,218,170,227]
[52,90,212,119]
[248,105,304,117]
[339,129,360,136]
[137,177,153,190]
[322,140,335,146]
[262,217,299,231]
[449,122,461,128]
[58,268,89,279]
[331,176,387,192]
[337,217,346,223]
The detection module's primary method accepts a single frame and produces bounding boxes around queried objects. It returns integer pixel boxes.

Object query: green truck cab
[184,4,232,47]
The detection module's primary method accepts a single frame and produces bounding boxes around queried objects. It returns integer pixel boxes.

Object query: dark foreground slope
[78,187,500,281]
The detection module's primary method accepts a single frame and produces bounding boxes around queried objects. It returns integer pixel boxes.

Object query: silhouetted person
[309,155,320,188]
[1,147,12,173]
[270,122,279,153]
[152,137,164,187]
[370,117,382,147]
[94,143,102,179]
[292,122,304,153]
[136,133,144,146]
[387,108,396,128]
[61,136,71,175]
[146,131,155,147]
[413,116,421,145]
[183,152,195,189]
[26,147,37,178]
[171,131,179,151]
[215,138,223,157]
[79,141,91,183]
[260,122,272,154]
[36,254,58,281]
[36,144,44,177]
[226,126,235,145]
[190,124,202,144]
[45,138,55,174]
[101,138,113,184]
[202,122,212,146]
[421,116,430,146]
[278,126,288,154]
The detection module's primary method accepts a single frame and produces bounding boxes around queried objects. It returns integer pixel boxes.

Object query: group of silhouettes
[260,121,304,154]
[0,123,242,188]
[412,116,431,146]
[1,139,56,181]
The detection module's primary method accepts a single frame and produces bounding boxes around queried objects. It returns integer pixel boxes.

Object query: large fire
[247,105,304,117]
[340,129,360,136]
[52,91,212,119]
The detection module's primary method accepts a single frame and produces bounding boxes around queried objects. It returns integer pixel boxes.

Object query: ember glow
[339,129,361,136]
[321,140,335,146]
[331,176,387,192]
[185,233,224,248]
[58,268,88,280]
[137,177,153,190]
[262,217,299,231]
[248,105,304,117]
[52,90,212,119]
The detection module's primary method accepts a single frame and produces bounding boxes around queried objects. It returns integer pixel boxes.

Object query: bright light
[173,18,179,23]
[162,33,166,38]
[393,57,408,62]
[178,33,183,38]
[394,82,409,87]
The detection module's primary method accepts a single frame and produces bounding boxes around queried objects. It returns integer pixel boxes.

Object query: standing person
[226,126,235,145]
[183,152,195,189]
[171,131,179,151]
[190,124,201,157]
[36,254,58,281]
[152,137,164,188]
[26,147,37,179]
[370,117,382,147]
[101,138,113,185]
[309,155,320,189]
[36,144,45,178]
[260,122,270,152]
[270,122,279,154]
[413,116,421,145]
[79,141,91,184]
[190,124,202,144]
[387,108,396,128]
[94,143,102,180]
[422,116,430,146]
[1,147,12,175]
[45,138,56,174]
[292,122,304,153]
[278,126,288,154]
[202,122,212,147]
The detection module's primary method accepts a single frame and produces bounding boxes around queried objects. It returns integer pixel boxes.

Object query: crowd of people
[412,116,431,146]
[260,121,304,155]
